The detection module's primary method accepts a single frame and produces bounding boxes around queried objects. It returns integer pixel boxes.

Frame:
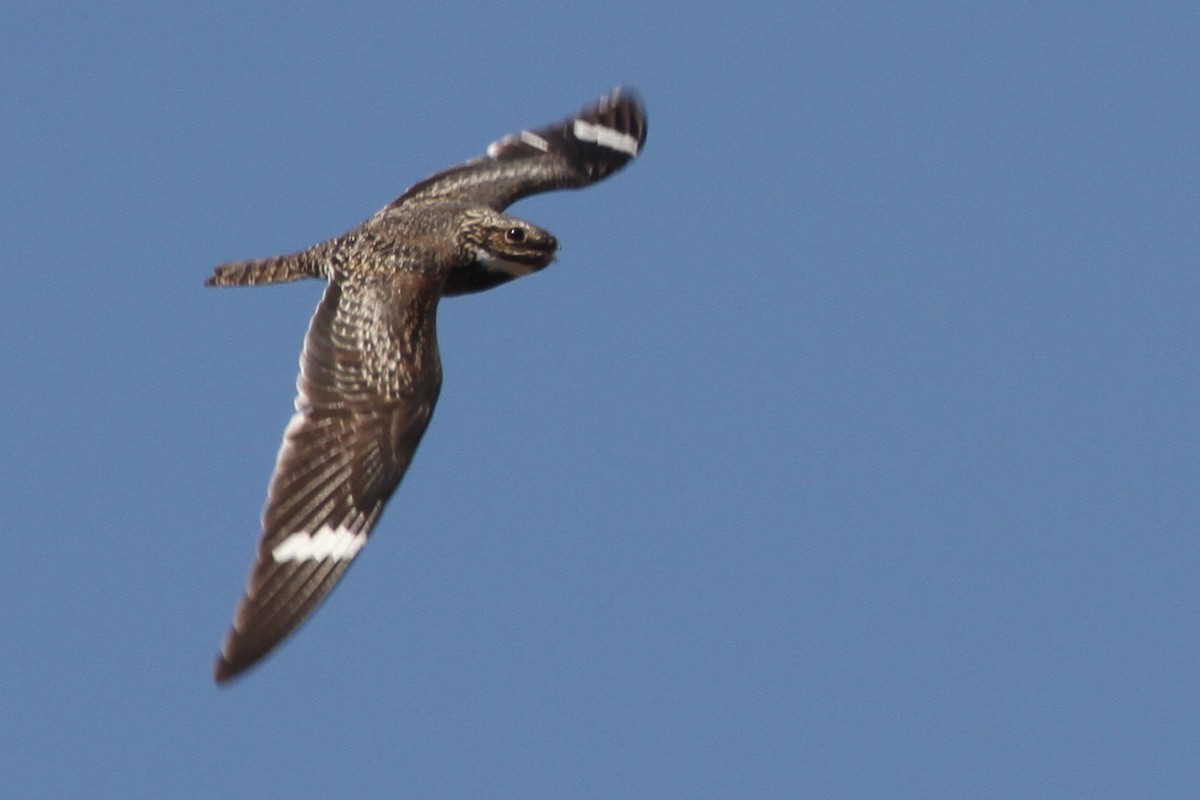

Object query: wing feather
[385,86,647,212]
[214,274,442,682]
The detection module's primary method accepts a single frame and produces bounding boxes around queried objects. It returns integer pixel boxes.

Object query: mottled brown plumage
[208,88,647,683]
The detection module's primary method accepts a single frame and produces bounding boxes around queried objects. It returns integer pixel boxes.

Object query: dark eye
[505,227,526,243]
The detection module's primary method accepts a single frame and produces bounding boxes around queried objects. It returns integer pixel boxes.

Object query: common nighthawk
[207,88,647,683]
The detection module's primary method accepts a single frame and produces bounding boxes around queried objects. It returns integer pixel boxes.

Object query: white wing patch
[487,129,551,158]
[271,524,367,562]
[572,119,640,156]
[517,130,551,151]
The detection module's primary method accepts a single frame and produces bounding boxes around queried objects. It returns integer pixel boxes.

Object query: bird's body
[208,88,646,683]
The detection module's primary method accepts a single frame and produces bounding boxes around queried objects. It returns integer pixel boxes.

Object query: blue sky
[2,2,1197,797]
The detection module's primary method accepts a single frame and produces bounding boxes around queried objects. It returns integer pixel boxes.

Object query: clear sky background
[2,3,1197,798]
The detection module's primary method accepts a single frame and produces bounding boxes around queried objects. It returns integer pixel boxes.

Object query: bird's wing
[214,272,443,683]
[384,86,647,213]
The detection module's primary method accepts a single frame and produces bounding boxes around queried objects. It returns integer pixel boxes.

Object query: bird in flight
[207,88,647,683]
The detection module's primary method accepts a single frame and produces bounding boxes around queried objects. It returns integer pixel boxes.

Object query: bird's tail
[206,250,322,287]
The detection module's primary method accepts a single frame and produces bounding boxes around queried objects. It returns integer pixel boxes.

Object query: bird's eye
[505,227,526,243]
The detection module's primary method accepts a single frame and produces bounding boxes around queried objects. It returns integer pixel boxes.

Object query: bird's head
[468,211,558,273]
[447,210,559,295]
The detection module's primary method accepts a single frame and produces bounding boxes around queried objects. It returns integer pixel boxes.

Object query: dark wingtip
[607,84,642,104]
[585,85,648,159]
[213,645,236,684]
[606,84,646,119]
[213,650,247,685]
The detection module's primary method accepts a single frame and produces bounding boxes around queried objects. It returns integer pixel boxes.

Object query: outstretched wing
[385,86,648,213]
[214,273,443,683]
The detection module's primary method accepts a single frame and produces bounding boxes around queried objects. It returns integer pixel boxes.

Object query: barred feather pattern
[207,87,646,682]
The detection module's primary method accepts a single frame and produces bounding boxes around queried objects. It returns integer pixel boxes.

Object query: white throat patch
[475,248,537,278]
